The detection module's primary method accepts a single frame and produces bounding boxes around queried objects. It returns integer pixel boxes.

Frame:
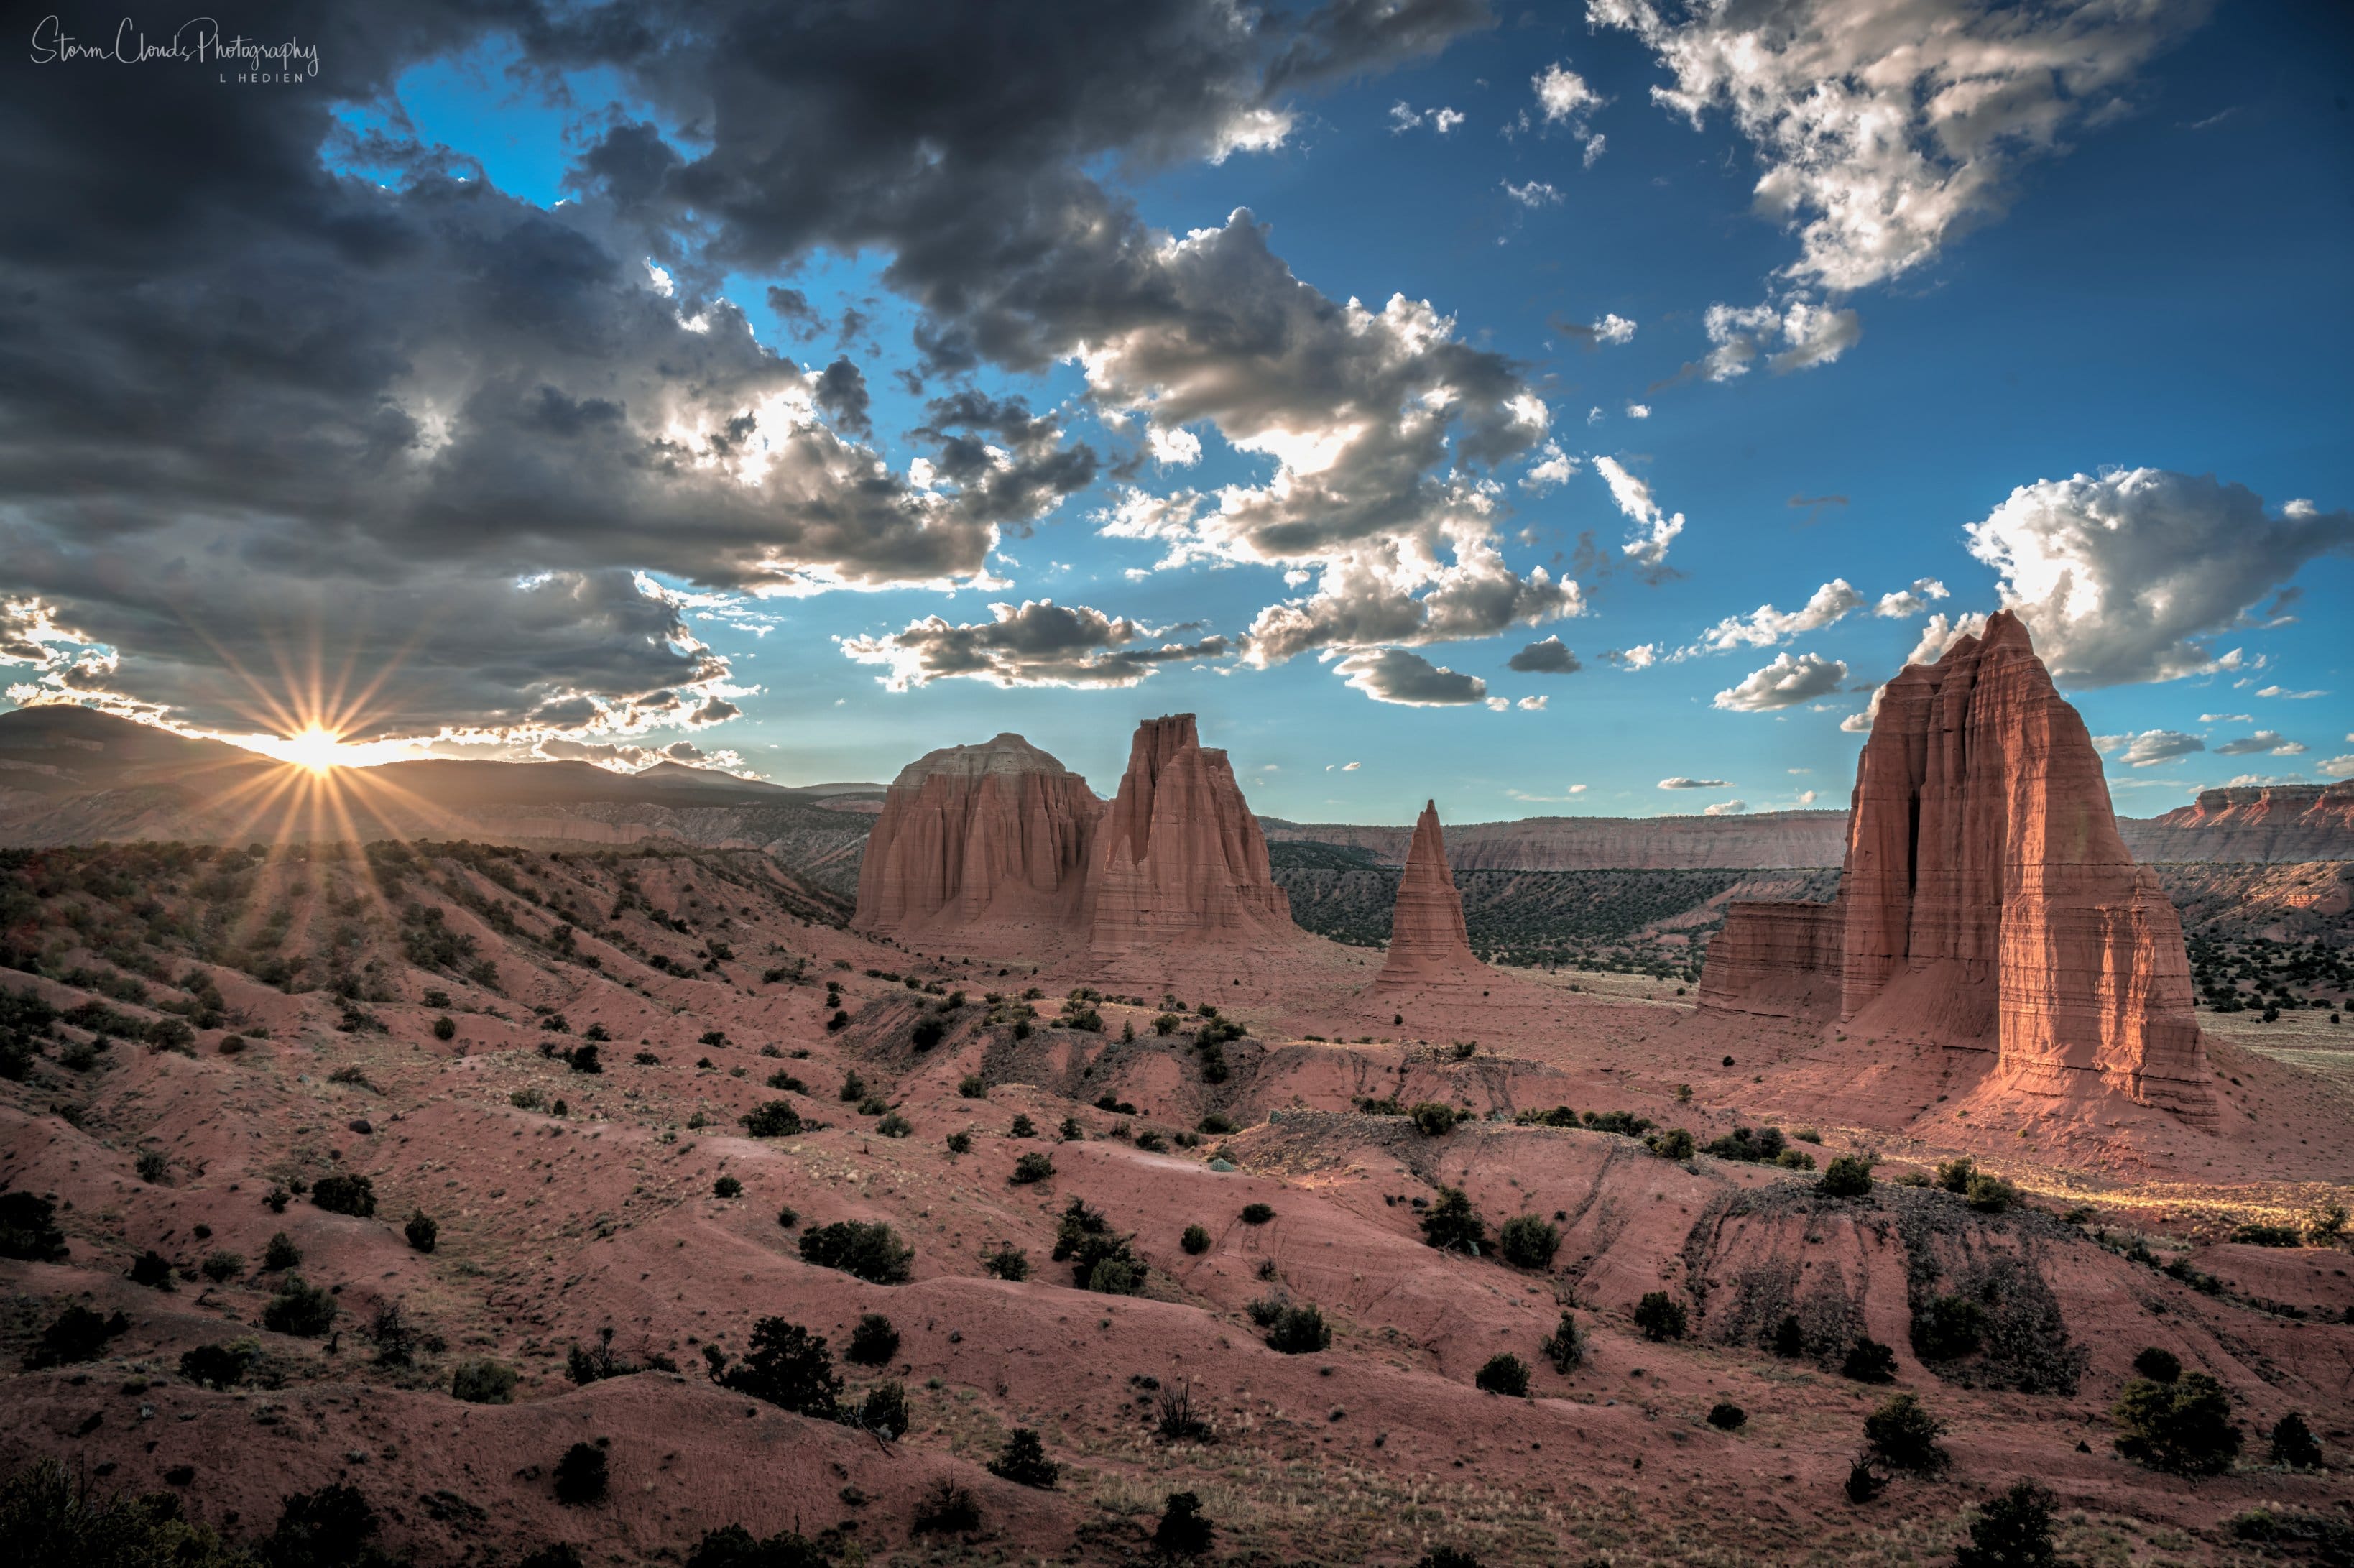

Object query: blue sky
[7,2,2350,822]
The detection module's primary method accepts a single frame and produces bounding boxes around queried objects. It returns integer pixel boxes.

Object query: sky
[4,1,2350,824]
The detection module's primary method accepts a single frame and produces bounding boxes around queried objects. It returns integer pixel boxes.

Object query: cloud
[1874,578,1949,618]
[1659,776,1731,790]
[1840,683,1885,733]
[1333,647,1490,706]
[1503,179,1563,208]
[1516,694,1548,710]
[1521,441,1579,492]
[1689,579,1863,652]
[2256,685,2327,700]
[1697,297,1863,380]
[1390,102,1465,134]
[1625,402,1651,419]
[2213,731,2305,757]
[1508,635,1582,674]
[1964,469,2353,687]
[1555,313,1638,347]
[1592,0,2205,293]
[1531,60,1609,162]
[1593,457,1686,579]
[2107,729,2206,767]
[841,599,1228,691]
[1903,611,1990,668]
[1713,651,1848,711]
[1605,643,1659,671]
[2318,755,2354,780]
[1703,798,1749,816]
[0,0,1496,742]
[2200,713,2253,724]
[1795,789,1819,806]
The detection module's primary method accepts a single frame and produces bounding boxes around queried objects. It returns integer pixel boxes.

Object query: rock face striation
[1084,715,1298,961]
[851,734,1102,945]
[2124,783,2354,864]
[1699,611,2212,1120]
[851,716,1303,961]
[1375,801,1485,990]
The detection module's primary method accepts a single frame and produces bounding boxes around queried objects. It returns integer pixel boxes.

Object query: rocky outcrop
[852,734,1102,944]
[2123,783,2354,864]
[1375,802,1485,990]
[1084,715,1300,960]
[1697,900,1844,1018]
[1699,611,2212,1120]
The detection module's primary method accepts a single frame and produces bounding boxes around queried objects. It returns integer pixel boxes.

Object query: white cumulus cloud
[1713,651,1848,711]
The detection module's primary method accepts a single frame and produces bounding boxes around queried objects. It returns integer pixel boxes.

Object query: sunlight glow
[276,724,349,774]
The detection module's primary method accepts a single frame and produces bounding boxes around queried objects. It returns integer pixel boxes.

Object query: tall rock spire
[1698,610,2213,1120]
[1376,801,1484,990]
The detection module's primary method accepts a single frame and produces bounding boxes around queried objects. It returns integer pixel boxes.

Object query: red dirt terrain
[2,832,2349,1566]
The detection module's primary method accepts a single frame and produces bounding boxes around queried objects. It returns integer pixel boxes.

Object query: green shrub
[1050,1197,1142,1294]
[945,1130,972,1155]
[910,1018,946,1052]
[1008,1113,1035,1138]
[798,1221,913,1285]
[1965,1174,2018,1214]
[255,1482,389,1568]
[432,1015,456,1041]
[765,1069,805,1092]
[2231,1222,2300,1248]
[1772,1314,1804,1358]
[910,1477,979,1536]
[0,1457,250,1564]
[127,1250,174,1289]
[262,1276,336,1336]
[838,1071,864,1102]
[981,1244,1028,1281]
[0,1191,70,1262]
[404,1210,438,1253]
[2113,1373,2240,1475]
[1650,1127,1696,1161]
[1416,1551,1482,1568]
[201,1249,245,1282]
[1010,1152,1056,1185]
[846,1312,900,1367]
[29,1304,127,1368]
[682,1524,826,1568]
[1540,1310,1583,1373]
[2267,1412,2323,1470]
[1914,1293,1989,1361]
[855,1380,909,1440]
[135,1150,170,1185]
[178,1339,258,1389]
[957,1074,987,1099]
[1842,1337,1898,1383]
[1819,1155,1875,1199]
[1409,1102,1458,1137]
[708,1317,840,1419]
[988,1428,1059,1489]
[1954,1480,2059,1568]
[1935,1157,1977,1194]
[1196,1112,1235,1134]
[1265,1304,1331,1354]
[1702,1125,1786,1163]
[1474,1352,1529,1396]
[739,1101,805,1138]
[263,1231,301,1270]
[1633,1291,1687,1342]
[553,1442,608,1506]
[1419,1186,1487,1255]
[1704,1401,1745,1431]
[1498,1214,1559,1270]
[310,1172,377,1217]
[2131,1346,2180,1384]
[875,1111,912,1138]
[775,1206,798,1230]
[1775,1148,1817,1170]
[1181,1224,1211,1255]
[712,1176,742,1199]
[1154,1491,1212,1557]
[1240,1202,1274,1225]
[1864,1393,1948,1473]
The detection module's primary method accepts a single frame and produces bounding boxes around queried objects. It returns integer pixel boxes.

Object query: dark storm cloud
[1508,635,1581,673]
[843,600,1231,690]
[0,0,1497,738]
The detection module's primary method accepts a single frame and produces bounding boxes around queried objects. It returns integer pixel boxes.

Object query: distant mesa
[1699,610,2215,1122]
[1375,801,1486,991]
[852,714,1306,964]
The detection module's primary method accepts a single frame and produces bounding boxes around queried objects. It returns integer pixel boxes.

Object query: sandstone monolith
[851,733,1101,944]
[1698,610,2212,1119]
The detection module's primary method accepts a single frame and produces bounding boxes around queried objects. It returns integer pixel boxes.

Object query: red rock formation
[1375,801,1485,990]
[851,734,1101,944]
[1084,715,1299,959]
[1699,611,2212,1120]
[2123,782,2354,863]
[1696,900,1844,1018]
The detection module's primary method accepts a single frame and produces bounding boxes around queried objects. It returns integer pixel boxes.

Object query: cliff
[1375,801,1485,990]
[1699,612,2213,1121]
[2124,783,2354,864]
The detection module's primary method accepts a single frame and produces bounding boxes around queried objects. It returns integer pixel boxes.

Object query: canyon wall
[1699,612,2213,1120]
[2124,783,2354,863]
[1374,801,1485,990]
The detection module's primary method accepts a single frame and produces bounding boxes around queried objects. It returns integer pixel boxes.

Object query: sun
[280,724,348,774]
